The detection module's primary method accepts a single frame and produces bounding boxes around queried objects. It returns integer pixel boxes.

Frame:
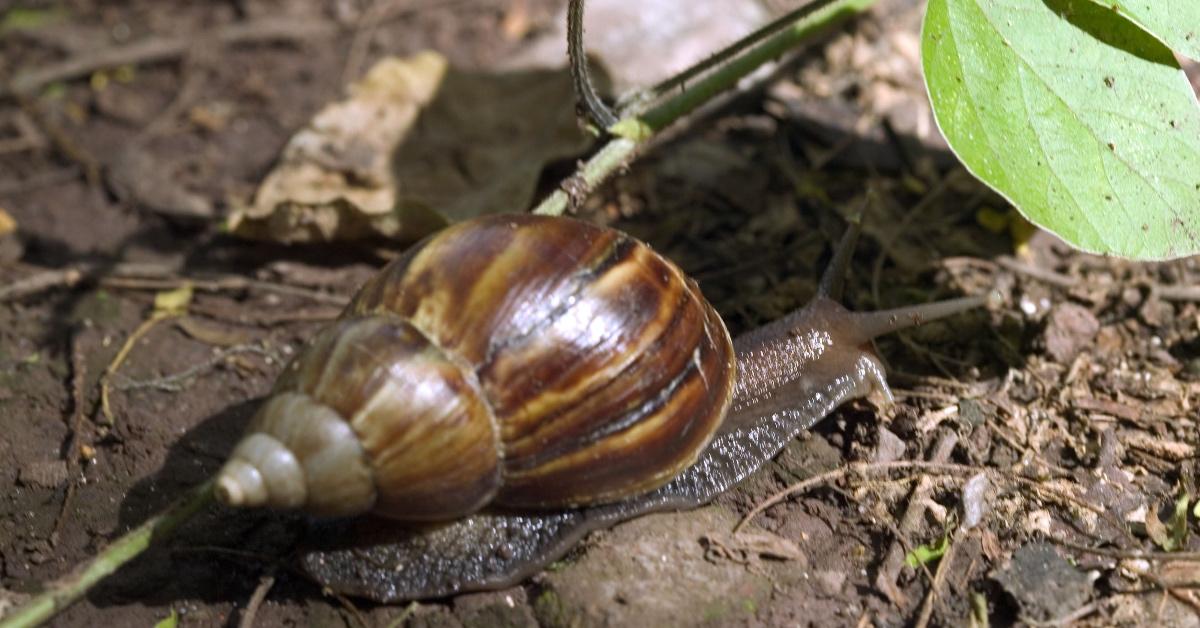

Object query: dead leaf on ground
[703,530,806,564]
[228,51,591,244]
[106,144,214,221]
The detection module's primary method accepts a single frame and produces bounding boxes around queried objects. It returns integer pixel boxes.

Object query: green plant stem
[0,480,215,628]
[618,0,850,114]
[533,0,878,217]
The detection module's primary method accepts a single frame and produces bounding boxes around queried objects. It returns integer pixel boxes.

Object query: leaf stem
[0,481,215,628]
[536,0,878,217]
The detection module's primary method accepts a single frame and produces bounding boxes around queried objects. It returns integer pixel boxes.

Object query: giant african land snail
[213,213,989,601]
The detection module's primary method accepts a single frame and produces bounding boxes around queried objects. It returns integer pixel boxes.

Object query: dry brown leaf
[702,531,805,563]
[229,51,591,244]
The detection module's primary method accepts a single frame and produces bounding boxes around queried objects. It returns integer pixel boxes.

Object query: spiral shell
[215,214,735,519]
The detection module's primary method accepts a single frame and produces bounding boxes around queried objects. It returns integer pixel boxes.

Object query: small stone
[814,570,846,596]
[453,588,536,628]
[17,460,68,489]
[1138,297,1173,329]
[1042,303,1099,362]
[872,426,906,463]
[993,542,1092,622]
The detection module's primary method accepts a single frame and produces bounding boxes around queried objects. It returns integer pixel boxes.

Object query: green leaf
[905,534,950,568]
[1086,1,1200,60]
[153,283,193,315]
[1145,494,1190,551]
[153,609,178,628]
[923,0,1200,260]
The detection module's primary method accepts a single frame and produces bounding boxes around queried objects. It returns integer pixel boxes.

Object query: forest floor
[1,0,1199,626]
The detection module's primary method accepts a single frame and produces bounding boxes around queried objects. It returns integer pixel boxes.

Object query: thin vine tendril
[567,0,618,129]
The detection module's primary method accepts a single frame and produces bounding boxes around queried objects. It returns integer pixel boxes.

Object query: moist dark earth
[2,1,1200,626]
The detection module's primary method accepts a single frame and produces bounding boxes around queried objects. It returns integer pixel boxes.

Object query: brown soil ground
[2,1,1199,627]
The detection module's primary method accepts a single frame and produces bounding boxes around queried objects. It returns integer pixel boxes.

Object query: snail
[214,212,988,602]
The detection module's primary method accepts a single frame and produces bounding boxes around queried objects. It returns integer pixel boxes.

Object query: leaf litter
[229,51,592,243]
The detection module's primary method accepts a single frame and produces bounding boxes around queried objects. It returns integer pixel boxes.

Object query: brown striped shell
[214,214,736,520]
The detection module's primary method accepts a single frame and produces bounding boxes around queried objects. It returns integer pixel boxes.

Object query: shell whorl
[346,214,736,510]
[215,393,376,516]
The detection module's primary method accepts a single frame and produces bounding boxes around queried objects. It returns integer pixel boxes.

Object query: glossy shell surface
[285,214,736,514]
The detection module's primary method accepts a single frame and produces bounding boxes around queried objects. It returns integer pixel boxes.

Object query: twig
[735,461,1132,543]
[327,590,369,628]
[0,481,215,628]
[237,573,276,628]
[1153,283,1200,302]
[532,0,877,217]
[112,343,278,392]
[875,431,959,608]
[1024,602,1099,627]
[187,302,341,327]
[100,275,350,306]
[6,17,340,97]
[99,311,181,425]
[1049,538,1200,563]
[384,602,420,628]
[995,256,1078,289]
[913,528,959,628]
[51,331,89,546]
[0,260,351,307]
[0,268,84,302]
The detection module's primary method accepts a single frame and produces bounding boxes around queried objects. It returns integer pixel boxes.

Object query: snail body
[216,213,987,601]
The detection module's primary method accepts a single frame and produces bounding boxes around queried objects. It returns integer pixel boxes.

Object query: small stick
[112,343,278,393]
[99,311,181,424]
[0,268,84,302]
[237,573,277,628]
[0,481,215,628]
[1154,284,1200,302]
[995,256,1078,289]
[735,460,1131,544]
[913,529,959,628]
[875,431,959,608]
[6,17,339,97]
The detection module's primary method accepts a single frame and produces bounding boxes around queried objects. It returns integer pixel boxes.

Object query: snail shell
[215,214,736,519]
